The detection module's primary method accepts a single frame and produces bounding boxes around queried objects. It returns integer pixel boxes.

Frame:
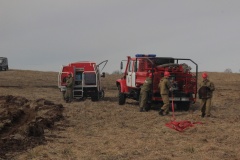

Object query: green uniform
[65,76,73,102]
[159,77,172,114]
[199,79,215,117]
[139,77,152,111]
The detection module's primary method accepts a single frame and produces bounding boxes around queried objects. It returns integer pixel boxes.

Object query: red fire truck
[58,60,108,101]
[116,54,198,111]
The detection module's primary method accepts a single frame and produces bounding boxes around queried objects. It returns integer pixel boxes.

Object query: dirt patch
[0,95,64,159]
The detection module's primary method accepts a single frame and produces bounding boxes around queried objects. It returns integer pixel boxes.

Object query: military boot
[159,109,164,116]
[140,107,146,112]
[166,111,169,115]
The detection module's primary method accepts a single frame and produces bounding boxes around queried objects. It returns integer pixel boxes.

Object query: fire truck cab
[58,60,108,101]
[116,54,198,111]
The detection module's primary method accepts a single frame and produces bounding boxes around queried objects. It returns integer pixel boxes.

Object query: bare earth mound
[1,70,240,160]
[0,95,64,159]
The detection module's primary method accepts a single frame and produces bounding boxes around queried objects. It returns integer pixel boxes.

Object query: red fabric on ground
[166,120,203,132]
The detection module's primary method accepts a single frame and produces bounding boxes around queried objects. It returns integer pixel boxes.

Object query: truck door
[126,60,137,87]
[131,60,138,87]
[131,72,136,87]
[126,60,133,87]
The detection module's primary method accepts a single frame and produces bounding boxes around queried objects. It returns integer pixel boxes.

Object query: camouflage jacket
[199,79,215,98]
[158,77,171,95]
[66,76,73,88]
[140,77,152,92]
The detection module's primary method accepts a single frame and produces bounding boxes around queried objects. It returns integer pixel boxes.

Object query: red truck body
[58,60,107,101]
[116,54,198,110]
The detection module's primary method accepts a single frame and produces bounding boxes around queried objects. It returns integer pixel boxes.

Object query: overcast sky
[1,0,240,73]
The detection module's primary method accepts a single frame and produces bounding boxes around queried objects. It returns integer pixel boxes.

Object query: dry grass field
[1,69,240,160]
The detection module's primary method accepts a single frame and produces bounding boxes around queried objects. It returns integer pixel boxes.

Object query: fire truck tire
[118,93,126,105]
[100,90,105,99]
[91,93,99,101]
[180,102,190,111]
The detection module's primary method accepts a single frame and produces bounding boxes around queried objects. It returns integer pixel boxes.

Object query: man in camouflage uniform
[198,72,215,117]
[65,72,73,103]
[159,71,172,116]
[139,73,152,112]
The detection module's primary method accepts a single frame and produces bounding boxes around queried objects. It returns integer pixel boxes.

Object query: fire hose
[165,93,203,132]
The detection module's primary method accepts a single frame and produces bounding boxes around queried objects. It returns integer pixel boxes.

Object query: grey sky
[1,0,240,73]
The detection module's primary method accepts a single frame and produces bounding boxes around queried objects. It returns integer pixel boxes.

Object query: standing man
[159,71,172,116]
[65,72,73,103]
[139,73,152,112]
[198,72,215,117]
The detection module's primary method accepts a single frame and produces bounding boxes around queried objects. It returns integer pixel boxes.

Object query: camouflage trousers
[201,98,212,116]
[65,88,73,102]
[161,94,170,114]
[139,91,148,110]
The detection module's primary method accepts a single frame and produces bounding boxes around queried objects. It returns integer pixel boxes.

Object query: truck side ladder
[73,68,84,99]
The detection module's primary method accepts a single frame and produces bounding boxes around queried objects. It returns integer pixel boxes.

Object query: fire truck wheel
[100,90,105,99]
[180,102,190,111]
[91,92,99,101]
[118,93,126,105]
[98,89,104,99]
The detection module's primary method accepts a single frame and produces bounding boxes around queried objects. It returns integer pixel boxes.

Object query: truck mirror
[120,62,123,70]
[101,72,105,78]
